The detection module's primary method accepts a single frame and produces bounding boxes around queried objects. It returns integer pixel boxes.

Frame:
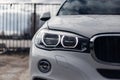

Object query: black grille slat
[97,69,120,79]
[94,36,120,63]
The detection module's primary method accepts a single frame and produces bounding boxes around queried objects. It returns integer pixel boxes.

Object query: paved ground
[0,54,29,80]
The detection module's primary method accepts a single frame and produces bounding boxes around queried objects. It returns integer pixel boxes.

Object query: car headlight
[61,36,78,48]
[42,33,60,47]
[35,29,90,52]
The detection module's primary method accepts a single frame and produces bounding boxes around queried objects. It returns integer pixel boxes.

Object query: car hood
[48,15,120,38]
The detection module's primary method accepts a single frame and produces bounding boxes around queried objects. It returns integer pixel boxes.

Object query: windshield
[58,0,120,15]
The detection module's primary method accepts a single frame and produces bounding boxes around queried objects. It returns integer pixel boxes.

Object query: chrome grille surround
[90,34,120,65]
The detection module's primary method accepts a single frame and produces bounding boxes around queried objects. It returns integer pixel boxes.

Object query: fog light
[38,59,51,73]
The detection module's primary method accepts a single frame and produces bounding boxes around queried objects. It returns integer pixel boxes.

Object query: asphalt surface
[0,54,29,80]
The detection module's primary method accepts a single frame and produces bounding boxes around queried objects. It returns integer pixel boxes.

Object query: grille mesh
[94,36,120,63]
[97,69,120,79]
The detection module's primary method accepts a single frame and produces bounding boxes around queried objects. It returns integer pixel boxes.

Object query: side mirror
[40,12,51,21]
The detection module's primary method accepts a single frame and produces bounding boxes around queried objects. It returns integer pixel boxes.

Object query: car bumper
[30,44,120,80]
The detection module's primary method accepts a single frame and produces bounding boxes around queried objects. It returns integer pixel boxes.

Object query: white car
[30,0,120,80]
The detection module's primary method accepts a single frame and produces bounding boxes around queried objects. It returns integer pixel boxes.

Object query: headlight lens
[61,36,78,48]
[35,29,89,52]
[42,33,60,47]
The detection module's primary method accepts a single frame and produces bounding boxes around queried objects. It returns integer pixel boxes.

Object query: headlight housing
[35,29,90,53]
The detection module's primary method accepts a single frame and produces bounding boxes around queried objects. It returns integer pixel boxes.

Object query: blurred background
[0,0,64,54]
[0,0,63,80]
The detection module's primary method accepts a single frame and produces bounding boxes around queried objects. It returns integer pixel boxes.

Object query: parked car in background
[30,0,120,80]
